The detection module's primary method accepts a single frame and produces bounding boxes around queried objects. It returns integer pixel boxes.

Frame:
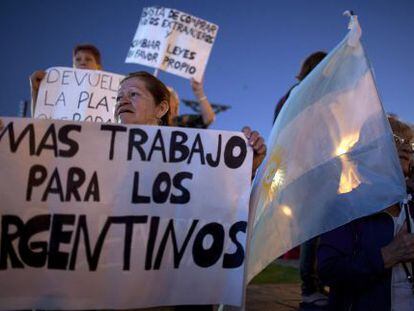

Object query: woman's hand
[242,126,266,177]
[29,70,46,115]
[190,78,205,99]
[30,70,46,94]
[381,222,414,268]
[191,78,215,126]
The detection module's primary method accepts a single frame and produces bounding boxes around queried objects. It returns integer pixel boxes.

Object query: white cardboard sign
[125,7,218,81]
[0,117,252,309]
[34,67,124,123]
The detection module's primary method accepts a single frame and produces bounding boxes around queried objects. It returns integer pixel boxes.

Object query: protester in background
[168,78,216,128]
[273,51,327,123]
[29,43,102,116]
[273,51,328,310]
[318,116,414,311]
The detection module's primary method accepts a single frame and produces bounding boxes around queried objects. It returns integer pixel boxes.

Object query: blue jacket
[318,212,396,311]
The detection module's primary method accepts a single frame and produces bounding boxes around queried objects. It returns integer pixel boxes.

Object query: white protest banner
[34,67,124,123]
[125,6,218,81]
[0,117,252,309]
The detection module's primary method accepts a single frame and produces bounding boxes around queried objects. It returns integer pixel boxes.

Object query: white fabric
[247,16,406,281]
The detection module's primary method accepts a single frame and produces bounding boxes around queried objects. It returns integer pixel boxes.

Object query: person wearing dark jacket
[318,117,414,311]
[274,51,328,309]
[273,51,326,123]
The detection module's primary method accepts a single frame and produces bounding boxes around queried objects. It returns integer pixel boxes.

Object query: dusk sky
[1,0,413,137]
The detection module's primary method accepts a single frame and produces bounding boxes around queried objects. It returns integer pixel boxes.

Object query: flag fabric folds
[247,15,406,281]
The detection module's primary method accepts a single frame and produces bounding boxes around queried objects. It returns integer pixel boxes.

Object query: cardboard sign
[0,117,252,309]
[34,67,124,123]
[125,7,218,81]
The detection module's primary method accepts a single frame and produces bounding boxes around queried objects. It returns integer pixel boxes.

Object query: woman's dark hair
[296,51,327,81]
[388,115,413,140]
[120,71,171,125]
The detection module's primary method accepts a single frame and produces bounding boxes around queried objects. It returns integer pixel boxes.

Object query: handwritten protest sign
[34,67,124,123]
[125,6,218,81]
[0,117,252,309]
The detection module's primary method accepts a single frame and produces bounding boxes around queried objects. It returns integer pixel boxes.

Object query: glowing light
[271,169,285,193]
[261,147,285,203]
[338,165,361,194]
[335,133,360,157]
[281,205,292,217]
[264,162,278,185]
[335,133,362,194]
[254,147,286,226]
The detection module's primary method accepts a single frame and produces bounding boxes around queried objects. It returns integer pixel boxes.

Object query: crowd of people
[1,42,413,311]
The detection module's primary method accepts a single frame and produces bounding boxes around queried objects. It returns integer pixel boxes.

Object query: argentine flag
[247,15,406,281]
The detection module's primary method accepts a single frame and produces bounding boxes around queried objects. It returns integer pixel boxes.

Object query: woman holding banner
[29,43,103,116]
[115,71,265,311]
[318,116,414,311]
[116,71,170,126]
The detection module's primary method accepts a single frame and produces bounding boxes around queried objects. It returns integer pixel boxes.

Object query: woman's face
[394,130,413,176]
[116,77,161,125]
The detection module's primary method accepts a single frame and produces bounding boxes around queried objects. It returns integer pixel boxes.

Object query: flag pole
[403,196,414,293]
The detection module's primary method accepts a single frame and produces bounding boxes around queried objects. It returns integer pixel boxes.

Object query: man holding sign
[30,43,104,116]
[29,44,124,123]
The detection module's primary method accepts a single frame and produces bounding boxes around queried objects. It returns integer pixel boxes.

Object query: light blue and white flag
[247,14,406,281]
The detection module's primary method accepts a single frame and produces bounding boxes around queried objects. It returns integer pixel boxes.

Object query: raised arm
[191,78,215,127]
[242,126,266,177]
[29,70,46,116]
